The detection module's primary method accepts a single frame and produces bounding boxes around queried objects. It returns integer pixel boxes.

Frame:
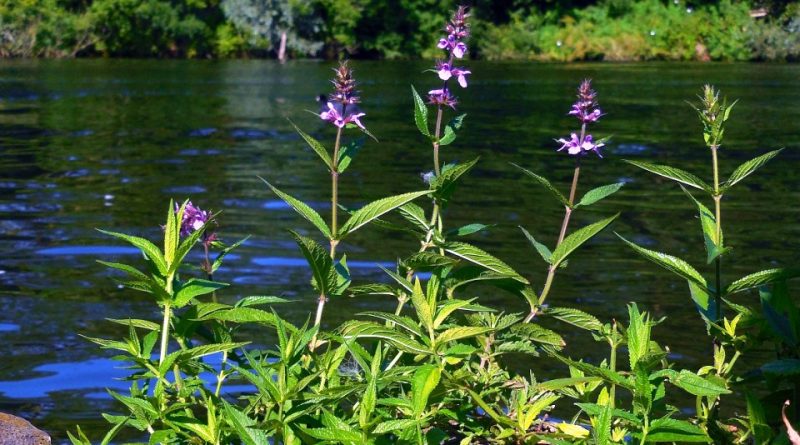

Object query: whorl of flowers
[177,201,217,243]
[428,6,471,110]
[557,79,605,157]
[320,61,366,130]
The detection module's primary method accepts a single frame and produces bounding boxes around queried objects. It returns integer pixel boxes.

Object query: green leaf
[519,226,552,264]
[617,233,708,290]
[512,163,570,207]
[624,159,712,192]
[337,137,365,173]
[339,191,429,238]
[430,158,480,205]
[290,120,333,170]
[669,370,730,397]
[373,419,418,434]
[645,417,711,443]
[289,230,337,296]
[403,252,458,270]
[511,323,565,348]
[681,186,724,263]
[341,321,429,355]
[223,401,270,445]
[576,182,625,207]
[197,307,279,327]
[725,268,800,295]
[97,229,167,275]
[575,403,641,425]
[442,241,528,283]
[435,326,492,346]
[411,278,434,335]
[411,85,431,137]
[164,199,182,267]
[446,223,491,237]
[592,402,612,445]
[547,307,603,331]
[412,365,441,417]
[173,279,228,308]
[438,114,466,146]
[260,178,332,239]
[724,148,783,189]
[626,304,651,371]
[550,214,618,268]
[359,311,423,337]
[398,203,429,233]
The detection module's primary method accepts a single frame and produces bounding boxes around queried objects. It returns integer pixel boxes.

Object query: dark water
[0,60,798,442]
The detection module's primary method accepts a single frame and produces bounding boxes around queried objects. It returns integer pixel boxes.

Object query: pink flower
[556,133,604,157]
[320,102,366,130]
[436,62,471,88]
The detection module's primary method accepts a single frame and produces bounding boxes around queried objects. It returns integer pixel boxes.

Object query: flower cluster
[177,201,217,243]
[557,79,604,157]
[428,6,470,109]
[320,61,366,130]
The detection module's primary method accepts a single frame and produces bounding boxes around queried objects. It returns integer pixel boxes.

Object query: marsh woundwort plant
[514,79,619,323]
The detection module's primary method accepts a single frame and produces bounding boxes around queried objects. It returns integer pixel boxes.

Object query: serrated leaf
[624,159,712,192]
[173,278,228,308]
[669,370,730,397]
[411,85,430,137]
[398,203,429,233]
[341,321,429,354]
[337,137,364,173]
[443,241,528,283]
[347,283,396,297]
[403,252,458,270]
[291,120,333,170]
[724,148,783,189]
[617,233,708,290]
[512,323,565,347]
[557,423,590,439]
[513,163,570,207]
[547,307,602,331]
[725,268,800,295]
[260,179,332,239]
[436,326,492,346]
[289,230,337,296]
[235,295,290,307]
[411,278,434,335]
[359,311,423,337]
[197,307,279,326]
[223,401,270,445]
[446,223,491,237]
[644,417,711,443]
[438,114,466,146]
[98,229,167,275]
[519,226,552,264]
[412,365,441,417]
[576,182,625,207]
[339,191,429,238]
[681,186,724,263]
[551,214,618,267]
[373,419,418,434]
[431,158,480,204]
[576,403,641,425]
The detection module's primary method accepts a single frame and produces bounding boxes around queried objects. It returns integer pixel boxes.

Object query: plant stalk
[711,145,722,322]
[525,161,581,322]
[159,275,174,365]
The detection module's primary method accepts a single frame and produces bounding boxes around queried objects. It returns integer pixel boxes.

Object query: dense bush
[2,0,800,60]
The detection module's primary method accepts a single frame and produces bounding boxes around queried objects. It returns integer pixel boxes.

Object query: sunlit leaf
[339,191,429,238]
[513,163,570,207]
[260,178,332,239]
[443,241,528,283]
[625,159,712,192]
[519,226,552,264]
[290,120,333,170]
[723,148,783,189]
[617,233,708,290]
[550,214,618,268]
[575,182,625,207]
[411,85,430,137]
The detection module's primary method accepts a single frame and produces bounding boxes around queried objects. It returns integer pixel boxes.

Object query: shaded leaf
[291,120,333,170]
[513,163,569,207]
[576,182,625,207]
[519,226,552,264]
[260,179,331,239]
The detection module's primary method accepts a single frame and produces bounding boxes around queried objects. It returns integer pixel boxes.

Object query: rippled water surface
[0,60,798,442]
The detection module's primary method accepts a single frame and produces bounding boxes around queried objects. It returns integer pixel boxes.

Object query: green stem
[159,275,174,365]
[711,145,722,323]
[433,106,443,176]
[524,161,581,323]
[609,322,618,409]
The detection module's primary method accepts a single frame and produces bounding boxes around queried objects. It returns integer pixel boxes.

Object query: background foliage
[1,0,799,60]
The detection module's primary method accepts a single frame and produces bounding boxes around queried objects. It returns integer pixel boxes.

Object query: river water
[0,60,798,442]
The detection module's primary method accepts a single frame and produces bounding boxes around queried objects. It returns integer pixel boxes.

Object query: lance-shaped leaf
[550,214,618,268]
[435,326,492,346]
[689,280,717,321]
[412,365,441,417]
[723,148,783,189]
[443,241,528,283]
[547,307,603,332]
[339,191,429,238]
[438,113,466,146]
[431,158,480,204]
[575,182,625,208]
[625,159,712,193]
[260,179,332,239]
[725,268,800,295]
[644,417,711,443]
[411,278,434,335]
[337,137,364,173]
[97,229,167,275]
[626,304,651,371]
[340,320,429,354]
[289,230,337,296]
[290,120,333,170]
[512,163,570,207]
[446,223,491,237]
[403,252,458,270]
[681,186,724,263]
[164,199,183,267]
[173,279,228,308]
[223,401,270,445]
[411,85,430,137]
[399,203,429,233]
[617,233,709,290]
[512,323,565,348]
[519,226,552,264]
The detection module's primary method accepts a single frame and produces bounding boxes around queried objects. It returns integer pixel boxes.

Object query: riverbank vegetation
[64,6,800,445]
[1,0,799,61]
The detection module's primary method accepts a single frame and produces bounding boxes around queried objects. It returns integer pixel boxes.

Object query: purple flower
[557,133,604,157]
[436,61,471,88]
[320,102,366,130]
[427,88,458,109]
[438,36,468,59]
[568,79,602,124]
[176,201,216,239]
